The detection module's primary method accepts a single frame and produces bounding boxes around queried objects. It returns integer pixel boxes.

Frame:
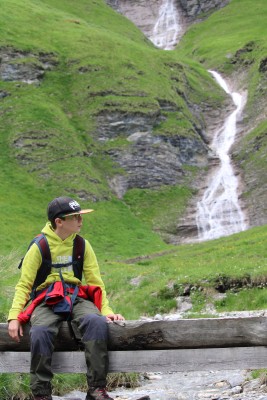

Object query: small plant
[107,372,140,390]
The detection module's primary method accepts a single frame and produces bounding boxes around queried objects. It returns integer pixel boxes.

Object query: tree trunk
[2,316,267,351]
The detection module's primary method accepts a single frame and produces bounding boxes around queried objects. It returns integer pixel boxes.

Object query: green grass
[102,225,267,318]
[215,288,267,312]
[177,0,267,69]
[123,185,195,237]
[0,371,139,400]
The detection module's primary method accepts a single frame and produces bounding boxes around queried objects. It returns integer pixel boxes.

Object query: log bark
[1,316,267,351]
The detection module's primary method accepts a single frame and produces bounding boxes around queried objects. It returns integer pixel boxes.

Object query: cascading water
[149,3,247,241]
[149,0,181,50]
[196,71,247,241]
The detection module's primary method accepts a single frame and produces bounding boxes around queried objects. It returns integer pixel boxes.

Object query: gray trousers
[29,296,109,396]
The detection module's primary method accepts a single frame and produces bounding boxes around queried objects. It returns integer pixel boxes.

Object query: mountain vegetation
[0,0,266,396]
[1,0,266,316]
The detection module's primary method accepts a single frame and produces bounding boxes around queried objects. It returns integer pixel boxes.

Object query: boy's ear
[55,217,64,227]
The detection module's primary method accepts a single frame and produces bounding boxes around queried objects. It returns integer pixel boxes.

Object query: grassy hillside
[0,0,266,304]
[0,0,224,255]
[0,0,266,307]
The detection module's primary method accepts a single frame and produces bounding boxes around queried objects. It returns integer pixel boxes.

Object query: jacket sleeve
[7,244,42,321]
[82,240,114,316]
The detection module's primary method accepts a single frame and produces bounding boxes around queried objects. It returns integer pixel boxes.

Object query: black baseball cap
[47,196,94,221]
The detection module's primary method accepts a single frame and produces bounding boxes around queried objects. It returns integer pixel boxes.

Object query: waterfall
[148,1,247,241]
[149,0,181,50]
[196,71,247,241]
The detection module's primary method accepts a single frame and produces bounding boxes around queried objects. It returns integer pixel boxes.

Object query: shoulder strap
[33,233,51,262]
[72,234,85,280]
[18,233,52,298]
[18,233,51,269]
[32,234,52,291]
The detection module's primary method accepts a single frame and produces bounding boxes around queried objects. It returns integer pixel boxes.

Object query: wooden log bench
[1,317,267,374]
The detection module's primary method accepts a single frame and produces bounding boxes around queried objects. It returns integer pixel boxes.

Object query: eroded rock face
[179,0,230,19]
[0,47,58,83]
[96,110,162,141]
[95,109,210,198]
[107,132,207,197]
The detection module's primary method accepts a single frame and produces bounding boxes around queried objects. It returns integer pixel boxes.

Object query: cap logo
[69,200,80,210]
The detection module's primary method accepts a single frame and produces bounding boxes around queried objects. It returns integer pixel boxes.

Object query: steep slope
[0,0,227,252]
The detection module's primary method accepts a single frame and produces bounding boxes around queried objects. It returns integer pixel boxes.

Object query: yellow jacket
[8,222,114,320]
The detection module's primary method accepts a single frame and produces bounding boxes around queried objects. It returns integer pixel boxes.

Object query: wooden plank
[2,317,267,351]
[2,347,267,373]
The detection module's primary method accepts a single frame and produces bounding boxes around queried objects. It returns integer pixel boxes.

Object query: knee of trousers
[79,314,108,341]
[30,326,56,356]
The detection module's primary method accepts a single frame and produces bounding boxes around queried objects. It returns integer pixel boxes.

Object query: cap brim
[63,209,94,217]
[80,209,94,214]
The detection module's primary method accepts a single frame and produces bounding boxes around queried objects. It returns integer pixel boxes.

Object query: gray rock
[227,375,245,388]
[0,47,58,83]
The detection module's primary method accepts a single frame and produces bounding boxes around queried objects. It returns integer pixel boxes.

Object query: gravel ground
[54,369,267,400]
[54,310,267,400]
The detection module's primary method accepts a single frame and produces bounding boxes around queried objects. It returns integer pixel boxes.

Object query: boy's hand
[106,313,125,323]
[8,319,23,342]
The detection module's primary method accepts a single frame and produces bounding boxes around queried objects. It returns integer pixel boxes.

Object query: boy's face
[56,214,83,236]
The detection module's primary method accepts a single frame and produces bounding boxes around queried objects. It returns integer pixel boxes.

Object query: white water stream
[149,0,181,50]
[196,71,247,241]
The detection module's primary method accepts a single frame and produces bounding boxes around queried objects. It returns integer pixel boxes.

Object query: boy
[8,196,124,400]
